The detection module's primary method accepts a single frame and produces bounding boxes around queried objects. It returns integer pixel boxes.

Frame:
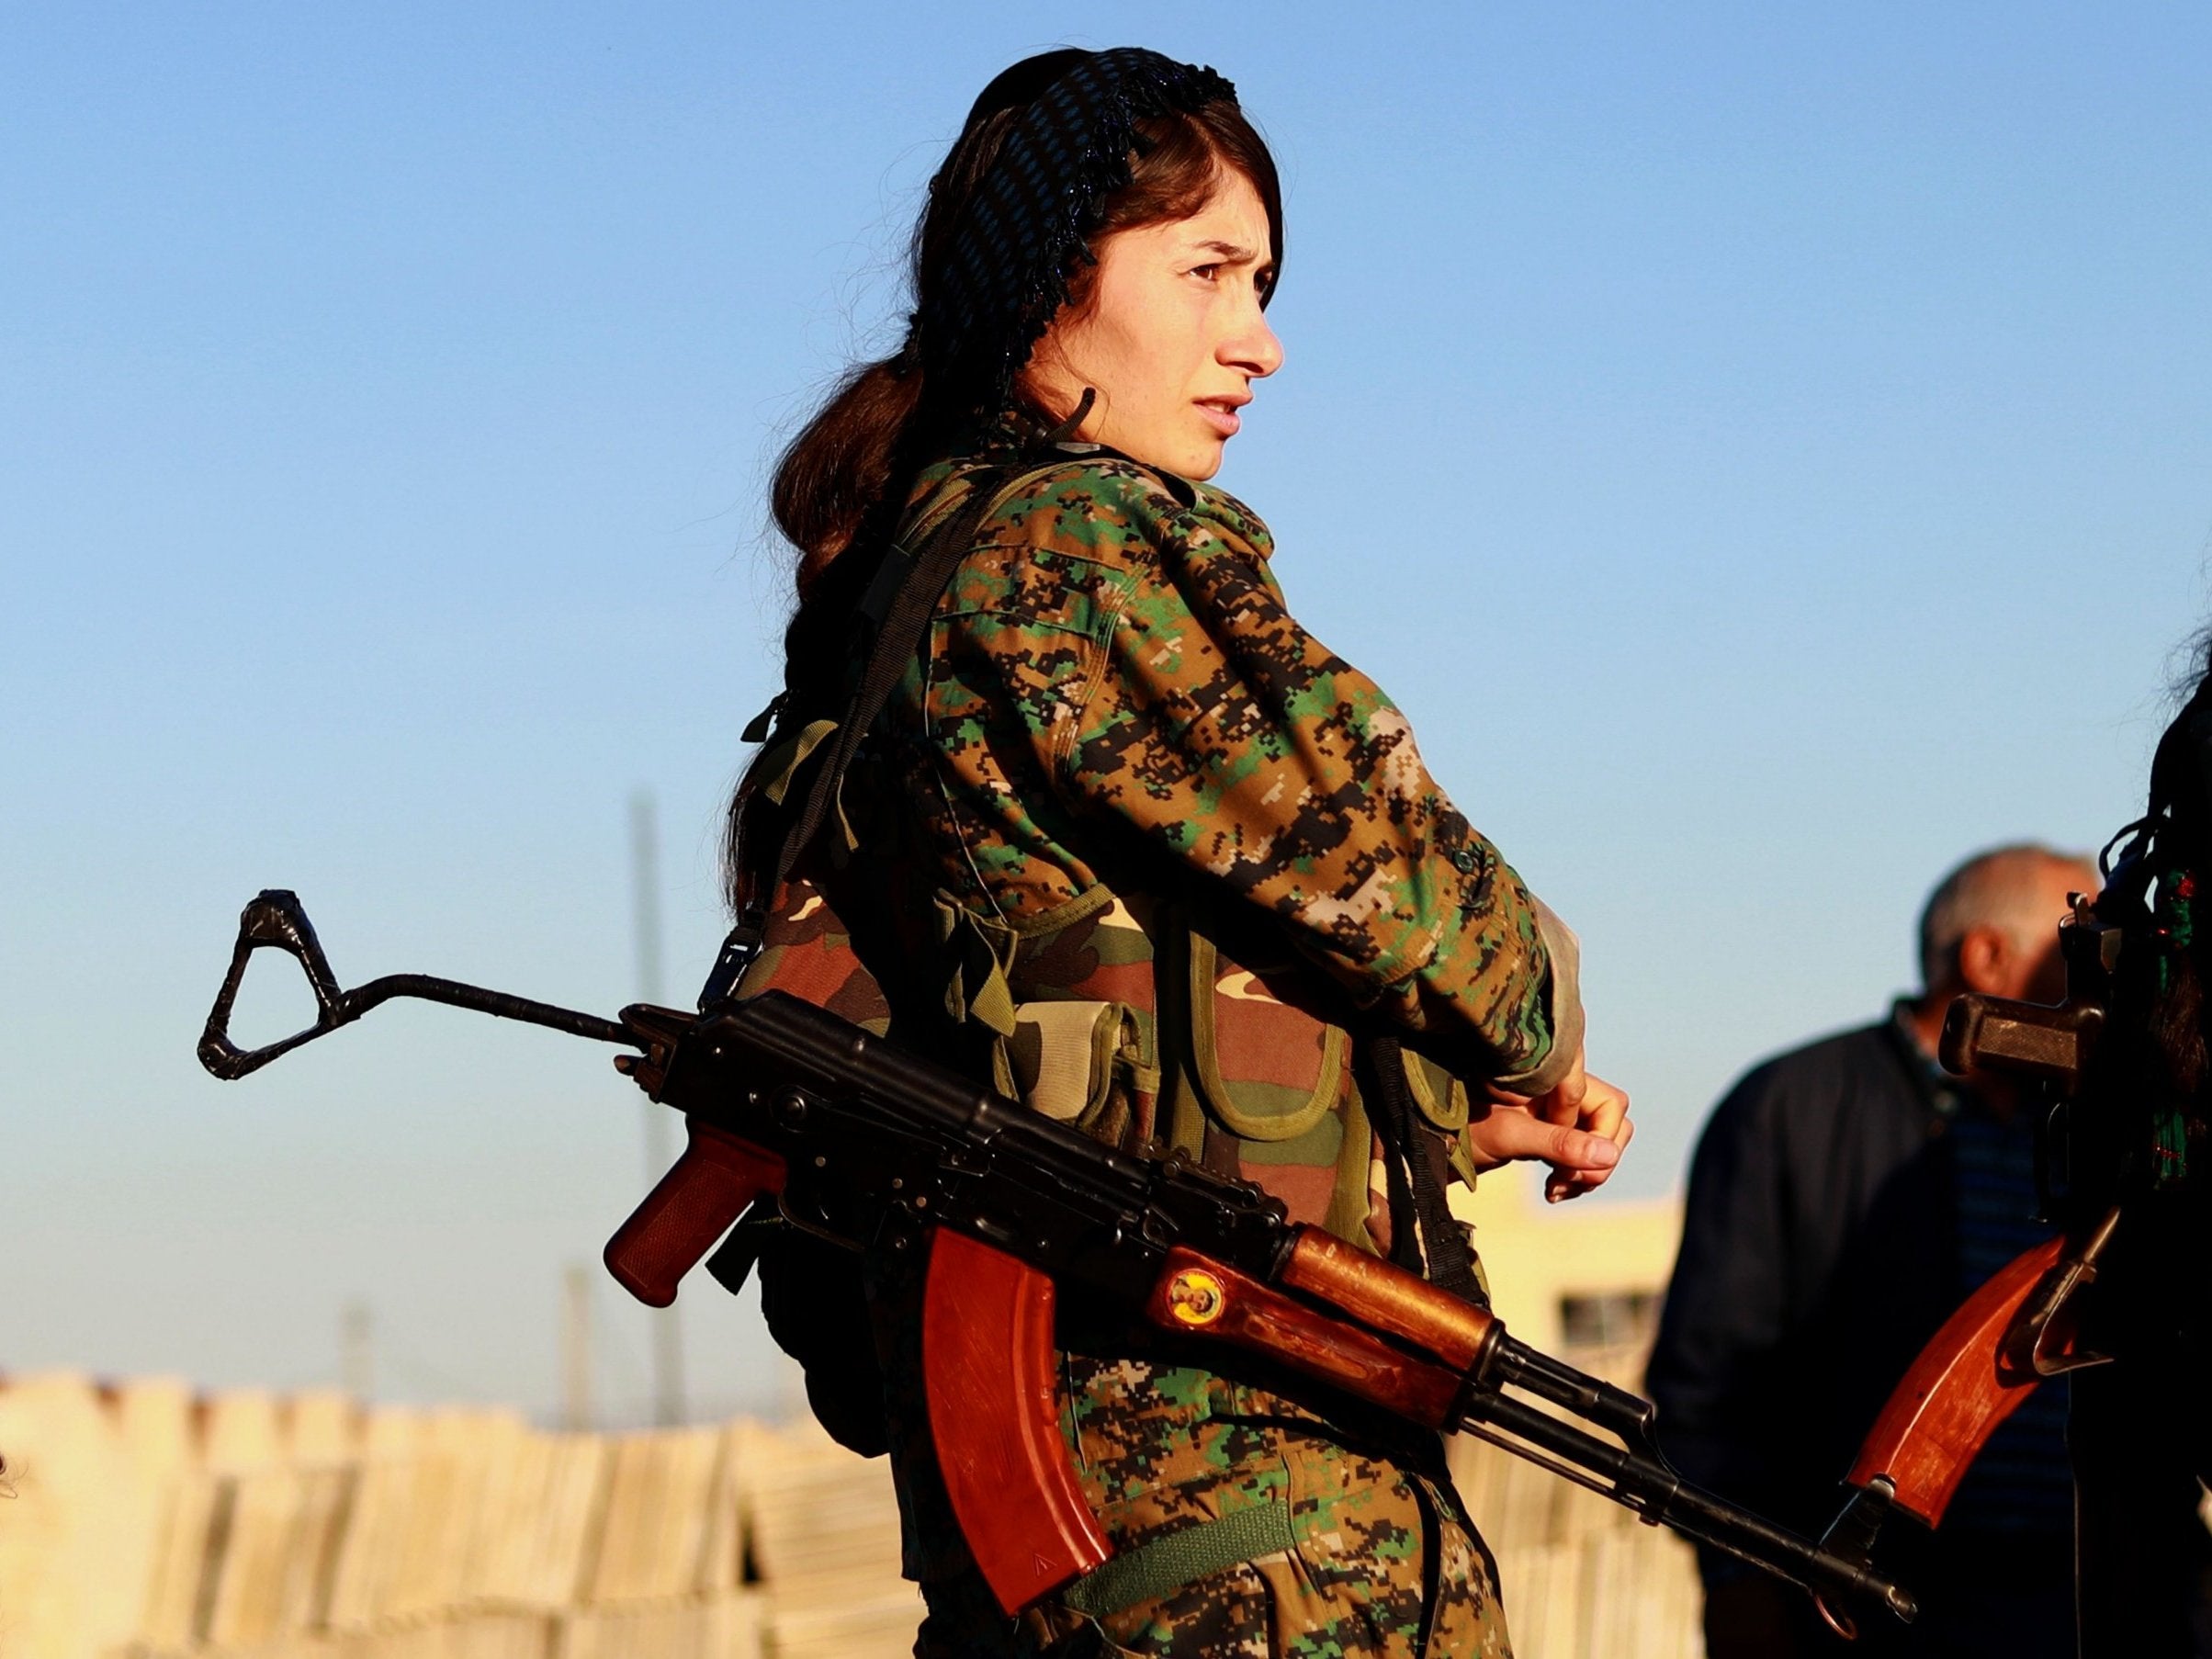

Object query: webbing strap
[1365,1037,1482,1302]
[768,468,1011,899]
[703,468,1030,1010]
[1058,1500,1298,1618]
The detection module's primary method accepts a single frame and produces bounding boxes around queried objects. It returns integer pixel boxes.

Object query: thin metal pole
[561,1264,594,1432]
[340,1299,373,1398]
[631,791,687,1426]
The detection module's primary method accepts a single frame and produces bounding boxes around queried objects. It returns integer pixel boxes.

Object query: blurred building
[1465,1158,1686,1360]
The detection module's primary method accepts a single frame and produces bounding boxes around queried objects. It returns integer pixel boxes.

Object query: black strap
[735,401,1096,960]
[768,468,1011,901]
[1364,1036,1482,1301]
[698,457,1055,1010]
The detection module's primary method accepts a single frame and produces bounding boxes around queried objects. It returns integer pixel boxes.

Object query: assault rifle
[1826,883,2208,1653]
[198,889,1918,1628]
[1816,895,2117,1544]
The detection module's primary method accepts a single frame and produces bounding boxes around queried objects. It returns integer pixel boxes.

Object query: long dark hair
[2110,633,2212,1103]
[2086,636,2212,1499]
[724,80,1281,916]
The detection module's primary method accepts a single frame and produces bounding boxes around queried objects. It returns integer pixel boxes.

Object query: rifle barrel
[1462,1391,1918,1623]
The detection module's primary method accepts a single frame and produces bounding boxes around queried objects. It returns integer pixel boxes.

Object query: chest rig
[994,882,1490,1293]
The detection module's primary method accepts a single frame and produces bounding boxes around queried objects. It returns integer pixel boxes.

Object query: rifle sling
[1059,1498,1298,1618]
[1364,1036,1482,1303]
[769,468,1011,899]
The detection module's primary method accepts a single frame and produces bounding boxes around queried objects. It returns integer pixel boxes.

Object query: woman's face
[1020,170,1281,480]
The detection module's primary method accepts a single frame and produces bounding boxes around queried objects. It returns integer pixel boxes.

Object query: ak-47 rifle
[1817,856,2211,1653]
[1818,895,2117,1539]
[197,889,1919,1629]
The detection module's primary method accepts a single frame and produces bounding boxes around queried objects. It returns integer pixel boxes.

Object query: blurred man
[1648,844,2094,1656]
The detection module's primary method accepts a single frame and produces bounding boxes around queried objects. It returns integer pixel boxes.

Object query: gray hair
[1917,843,2094,992]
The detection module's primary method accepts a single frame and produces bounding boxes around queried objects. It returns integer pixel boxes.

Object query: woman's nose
[1222,302,1283,379]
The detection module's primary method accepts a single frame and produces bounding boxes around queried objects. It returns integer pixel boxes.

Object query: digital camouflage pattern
[1055,1355,1510,1659]
[735,875,1518,1651]
[908,1353,1512,1658]
[819,447,1576,1245]
[870,448,1573,1094]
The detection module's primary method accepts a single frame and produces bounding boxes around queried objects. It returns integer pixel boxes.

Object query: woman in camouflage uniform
[728,48,1633,1658]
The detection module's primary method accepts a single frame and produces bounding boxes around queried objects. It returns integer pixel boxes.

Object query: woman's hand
[1466,1045,1633,1203]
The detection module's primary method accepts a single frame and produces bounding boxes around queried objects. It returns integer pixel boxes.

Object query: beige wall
[0,1367,1704,1659]
[0,1374,911,1659]
[0,1180,1697,1659]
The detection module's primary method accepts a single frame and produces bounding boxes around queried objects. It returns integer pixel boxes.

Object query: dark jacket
[1646,1014,1968,1545]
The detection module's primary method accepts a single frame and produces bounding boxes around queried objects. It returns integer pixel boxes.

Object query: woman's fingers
[1468,1055,1635,1201]
[1534,1045,1590,1125]
[1547,1078,1634,1202]
[1466,1101,1621,1175]
[1580,1073,1631,1146]
[1470,1066,1633,1202]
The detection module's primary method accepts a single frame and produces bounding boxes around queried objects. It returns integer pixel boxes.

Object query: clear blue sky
[7,3,2209,1422]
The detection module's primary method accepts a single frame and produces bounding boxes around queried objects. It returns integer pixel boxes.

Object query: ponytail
[772,355,927,595]
[722,353,924,920]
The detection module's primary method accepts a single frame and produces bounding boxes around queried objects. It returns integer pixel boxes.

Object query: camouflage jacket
[751,439,1583,1253]
[737,440,1580,1612]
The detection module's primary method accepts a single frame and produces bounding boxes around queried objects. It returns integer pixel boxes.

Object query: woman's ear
[1017,324,1075,415]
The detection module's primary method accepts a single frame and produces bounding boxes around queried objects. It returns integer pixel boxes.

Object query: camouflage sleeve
[1054,475,1578,1090]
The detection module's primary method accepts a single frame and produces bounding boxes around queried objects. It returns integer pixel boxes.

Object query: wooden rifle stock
[1142,1246,1467,1426]
[1856,962,2126,1529]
